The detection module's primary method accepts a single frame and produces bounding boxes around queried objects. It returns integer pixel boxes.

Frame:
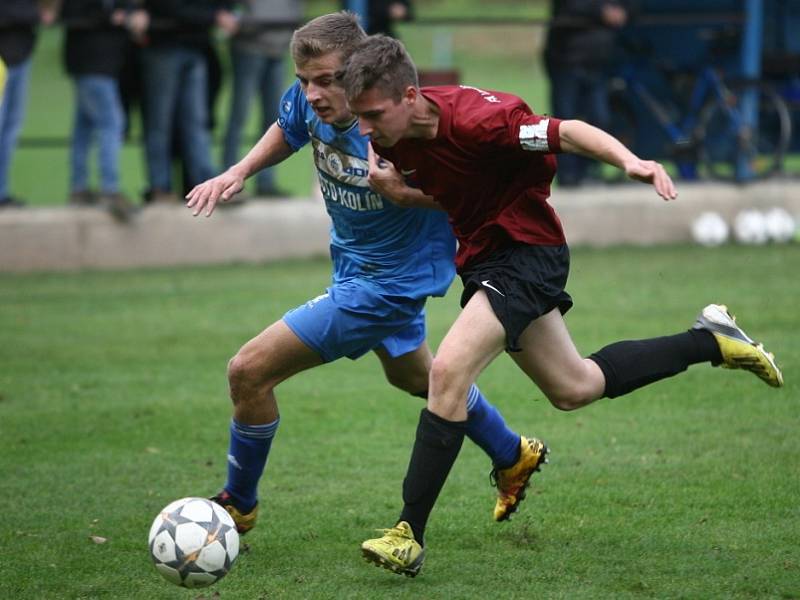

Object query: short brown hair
[290,11,367,67]
[339,35,419,102]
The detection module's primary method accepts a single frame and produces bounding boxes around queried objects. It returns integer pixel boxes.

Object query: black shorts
[460,243,573,352]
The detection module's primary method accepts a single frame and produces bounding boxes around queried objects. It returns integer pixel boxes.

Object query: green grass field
[1,244,798,599]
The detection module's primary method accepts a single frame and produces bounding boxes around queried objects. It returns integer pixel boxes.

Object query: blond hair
[290,11,367,67]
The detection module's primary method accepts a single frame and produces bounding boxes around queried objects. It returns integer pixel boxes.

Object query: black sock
[398,409,467,545]
[590,329,722,398]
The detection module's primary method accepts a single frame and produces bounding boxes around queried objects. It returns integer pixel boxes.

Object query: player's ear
[403,85,418,105]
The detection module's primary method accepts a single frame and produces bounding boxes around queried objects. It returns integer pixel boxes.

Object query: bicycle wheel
[696,81,792,181]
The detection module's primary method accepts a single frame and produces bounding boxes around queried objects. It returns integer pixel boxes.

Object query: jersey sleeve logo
[519,120,550,152]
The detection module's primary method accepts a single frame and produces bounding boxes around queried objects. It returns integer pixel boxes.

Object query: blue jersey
[278,82,456,300]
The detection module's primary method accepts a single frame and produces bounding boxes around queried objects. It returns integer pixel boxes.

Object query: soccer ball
[763,207,796,243]
[733,209,769,245]
[148,497,240,588]
[691,211,729,247]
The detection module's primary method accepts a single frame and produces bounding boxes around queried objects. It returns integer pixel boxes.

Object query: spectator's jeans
[222,47,285,193]
[141,46,214,192]
[71,75,124,194]
[0,58,32,199]
[549,66,611,186]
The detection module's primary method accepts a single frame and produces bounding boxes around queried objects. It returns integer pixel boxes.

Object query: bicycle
[607,34,793,182]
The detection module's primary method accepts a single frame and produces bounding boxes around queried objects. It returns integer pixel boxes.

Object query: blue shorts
[282,279,427,363]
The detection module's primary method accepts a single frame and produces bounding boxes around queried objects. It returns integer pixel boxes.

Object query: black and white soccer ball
[148,497,240,588]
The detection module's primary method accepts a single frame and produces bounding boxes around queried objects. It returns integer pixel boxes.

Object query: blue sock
[465,385,520,468]
[225,418,279,512]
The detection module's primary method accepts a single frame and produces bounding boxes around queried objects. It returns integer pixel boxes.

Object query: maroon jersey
[377,85,566,270]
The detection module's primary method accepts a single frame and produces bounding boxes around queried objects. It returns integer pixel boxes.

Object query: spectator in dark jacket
[544,0,632,186]
[0,0,52,207]
[366,0,412,37]
[61,0,147,219]
[140,0,237,202]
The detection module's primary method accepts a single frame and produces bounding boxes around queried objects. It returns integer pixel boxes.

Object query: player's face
[349,86,415,147]
[295,52,353,126]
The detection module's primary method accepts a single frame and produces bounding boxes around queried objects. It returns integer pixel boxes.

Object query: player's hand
[624,159,678,201]
[185,170,245,217]
[366,143,407,202]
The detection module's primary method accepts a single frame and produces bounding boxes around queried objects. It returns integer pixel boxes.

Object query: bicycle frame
[616,64,760,179]
[618,64,728,146]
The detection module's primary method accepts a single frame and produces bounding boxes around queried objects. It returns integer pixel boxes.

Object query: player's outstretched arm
[186,123,294,217]
[366,144,443,210]
[558,119,678,201]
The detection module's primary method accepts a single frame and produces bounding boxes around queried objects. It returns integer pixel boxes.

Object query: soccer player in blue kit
[185,12,547,535]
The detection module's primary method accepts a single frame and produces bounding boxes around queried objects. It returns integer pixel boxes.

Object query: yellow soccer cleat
[361,521,425,577]
[492,436,549,522]
[693,303,783,388]
[210,490,259,534]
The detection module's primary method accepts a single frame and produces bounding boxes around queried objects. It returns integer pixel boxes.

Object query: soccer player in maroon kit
[339,35,784,577]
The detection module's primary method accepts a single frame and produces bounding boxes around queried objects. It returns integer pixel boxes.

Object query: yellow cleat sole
[361,547,424,578]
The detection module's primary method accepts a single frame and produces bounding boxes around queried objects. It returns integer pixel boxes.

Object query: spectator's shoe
[0,195,26,208]
[361,521,425,577]
[693,303,783,387]
[68,190,97,206]
[99,192,136,223]
[491,436,549,522]
[209,490,258,535]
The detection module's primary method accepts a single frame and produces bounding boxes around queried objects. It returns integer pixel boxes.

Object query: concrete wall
[1,181,798,272]
[0,198,331,272]
[554,180,800,246]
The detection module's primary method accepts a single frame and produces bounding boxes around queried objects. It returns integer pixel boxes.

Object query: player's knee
[428,357,471,415]
[227,350,275,399]
[227,354,249,402]
[429,355,458,391]
[386,370,428,395]
[547,393,583,411]
[545,383,594,411]
[382,369,403,390]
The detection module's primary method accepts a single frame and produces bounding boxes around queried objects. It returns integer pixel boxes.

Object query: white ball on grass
[763,207,796,243]
[148,497,239,589]
[733,210,769,245]
[691,211,729,247]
